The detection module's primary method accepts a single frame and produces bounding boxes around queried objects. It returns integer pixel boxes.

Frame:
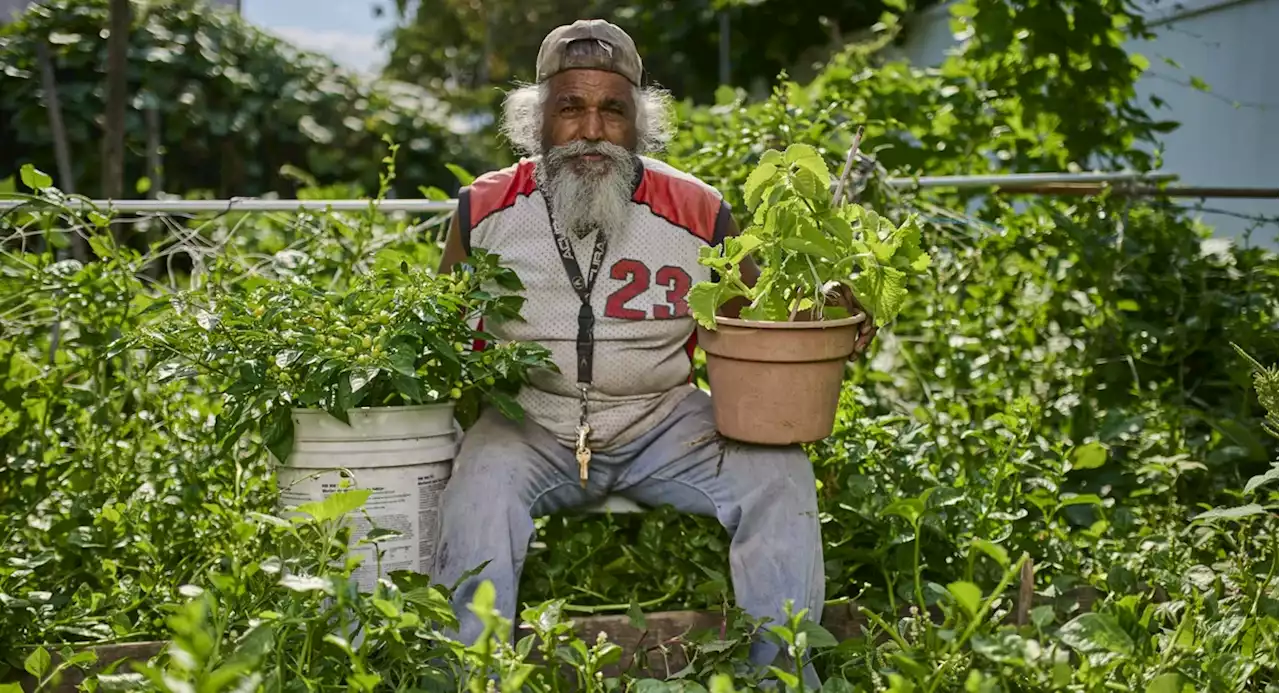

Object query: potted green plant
[687,140,931,445]
[147,249,553,590]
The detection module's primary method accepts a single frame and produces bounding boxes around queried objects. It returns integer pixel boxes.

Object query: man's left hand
[824,284,877,356]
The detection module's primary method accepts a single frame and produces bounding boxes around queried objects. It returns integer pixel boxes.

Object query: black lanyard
[549,217,608,385]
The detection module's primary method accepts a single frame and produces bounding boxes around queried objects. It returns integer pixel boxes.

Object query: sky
[242,0,397,75]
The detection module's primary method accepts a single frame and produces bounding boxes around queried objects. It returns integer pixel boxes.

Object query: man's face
[542,69,639,158]
[536,69,640,238]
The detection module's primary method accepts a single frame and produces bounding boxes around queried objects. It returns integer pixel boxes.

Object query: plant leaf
[295,489,372,523]
[1193,504,1266,522]
[1070,442,1109,470]
[24,646,50,679]
[970,538,1010,569]
[1058,613,1134,655]
[20,164,52,191]
[947,581,983,616]
[445,163,475,185]
[744,163,778,211]
[1243,465,1278,495]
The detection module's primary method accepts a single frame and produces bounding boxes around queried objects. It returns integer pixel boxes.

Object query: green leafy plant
[144,250,554,461]
[688,143,931,329]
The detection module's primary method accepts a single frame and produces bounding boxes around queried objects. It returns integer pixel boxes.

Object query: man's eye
[561,105,581,114]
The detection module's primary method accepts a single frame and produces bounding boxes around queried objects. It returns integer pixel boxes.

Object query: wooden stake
[35,40,88,262]
[832,124,865,207]
[102,0,130,212]
[1016,557,1035,626]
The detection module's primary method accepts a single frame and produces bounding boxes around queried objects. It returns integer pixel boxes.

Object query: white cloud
[265,25,387,75]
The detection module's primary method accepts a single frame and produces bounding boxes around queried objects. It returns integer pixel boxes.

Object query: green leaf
[853,264,908,326]
[489,391,525,421]
[791,166,829,203]
[727,233,763,262]
[372,598,400,618]
[970,538,1010,569]
[196,309,220,331]
[1193,504,1266,522]
[783,143,821,165]
[1244,465,1278,494]
[759,149,784,166]
[275,350,302,368]
[796,620,839,649]
[263,407,294,463]
[1058,613,1134,655]
[881,498,925,525]
[418,185,450,201]
[280,575,334,594]
[947,581,983,616]
[20,164,52,191]
[349,367,380,394]
[1030,605,1055,629]
[744,163,778,211]
[627,597,647,630]
[823,216,854,245]
[445,163,475,185]
[792,152,830,182]
[1189,76,1210,92]
[89,236,114,260]
[767,668,799,690]
[1070,442,1109,470]
[393,374,425,402]
[1146,673,1192,693]
[688,283,722,330]
[296,489,372,522]
[24,646,50,679]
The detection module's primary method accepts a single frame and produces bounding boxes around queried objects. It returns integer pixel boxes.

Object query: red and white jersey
[457,155,732,451]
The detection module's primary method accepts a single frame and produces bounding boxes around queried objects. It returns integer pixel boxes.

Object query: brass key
[575,422,591,488]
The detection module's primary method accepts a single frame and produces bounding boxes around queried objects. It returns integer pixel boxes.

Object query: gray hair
[499,80,675,157]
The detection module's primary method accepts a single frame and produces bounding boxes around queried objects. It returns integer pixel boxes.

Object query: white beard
[537,140,637,239]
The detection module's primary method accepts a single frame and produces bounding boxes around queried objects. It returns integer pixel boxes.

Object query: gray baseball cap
[535,19,644,86]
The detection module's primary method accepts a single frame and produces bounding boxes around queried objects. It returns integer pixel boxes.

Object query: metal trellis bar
[0,171,1192,214]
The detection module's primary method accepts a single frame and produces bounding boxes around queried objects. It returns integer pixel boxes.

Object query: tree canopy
[379,0,936,104]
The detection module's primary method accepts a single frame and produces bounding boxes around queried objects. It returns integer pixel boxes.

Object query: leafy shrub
[0,0,492,199]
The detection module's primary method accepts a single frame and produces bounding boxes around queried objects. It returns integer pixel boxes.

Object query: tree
[380,0,936,104]
[0,0,490,199]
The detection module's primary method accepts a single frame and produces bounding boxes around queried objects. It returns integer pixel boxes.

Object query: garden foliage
[0,0,488,199]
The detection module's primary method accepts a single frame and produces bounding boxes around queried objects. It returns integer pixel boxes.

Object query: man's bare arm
[437,213,468,275]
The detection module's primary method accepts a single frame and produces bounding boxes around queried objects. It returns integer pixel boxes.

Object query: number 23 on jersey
[603,259,691,321]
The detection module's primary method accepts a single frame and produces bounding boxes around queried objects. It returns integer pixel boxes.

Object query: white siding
[889,0,1279,249]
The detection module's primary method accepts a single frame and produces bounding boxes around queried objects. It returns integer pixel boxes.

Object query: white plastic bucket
[274,404,457,593]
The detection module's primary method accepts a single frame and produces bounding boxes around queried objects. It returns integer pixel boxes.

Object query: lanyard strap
[549,218,608,385]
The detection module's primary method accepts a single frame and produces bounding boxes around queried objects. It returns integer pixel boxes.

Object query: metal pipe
[1001,184,1279,199]
[0,198,460,213]
[884,171,1179,189]
[0,171,1184,214]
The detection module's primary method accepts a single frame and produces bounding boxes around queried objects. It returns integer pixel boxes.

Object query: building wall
[887,0,1279,249]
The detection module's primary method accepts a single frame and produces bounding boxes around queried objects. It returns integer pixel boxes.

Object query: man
[433,19,875,676]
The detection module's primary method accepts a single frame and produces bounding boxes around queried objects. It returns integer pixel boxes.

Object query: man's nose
[581,109,604,141]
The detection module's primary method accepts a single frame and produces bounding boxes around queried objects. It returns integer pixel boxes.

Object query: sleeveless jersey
[457,155,733,452]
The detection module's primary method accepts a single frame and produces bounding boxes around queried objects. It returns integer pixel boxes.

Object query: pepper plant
[144,250,554,462]
[688,143,932,330]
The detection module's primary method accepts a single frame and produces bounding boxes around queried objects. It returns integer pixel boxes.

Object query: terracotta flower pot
[696,314,865,445]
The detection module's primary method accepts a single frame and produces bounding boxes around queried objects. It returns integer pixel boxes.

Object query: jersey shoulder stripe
[632,157,724,244]
[466,159,539,228]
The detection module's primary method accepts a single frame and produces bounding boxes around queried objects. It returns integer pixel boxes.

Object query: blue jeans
[432,389,824,680]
